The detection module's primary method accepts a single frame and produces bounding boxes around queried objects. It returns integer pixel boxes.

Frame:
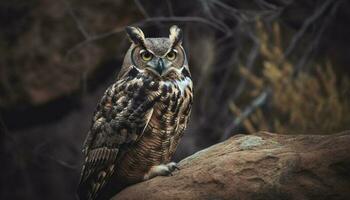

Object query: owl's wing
[78,72,158,200]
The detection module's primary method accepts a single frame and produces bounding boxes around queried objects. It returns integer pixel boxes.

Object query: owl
[77,25,193,200]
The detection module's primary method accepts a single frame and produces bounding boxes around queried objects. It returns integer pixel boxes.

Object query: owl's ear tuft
[169,25,183,47]
[125,26,146,46]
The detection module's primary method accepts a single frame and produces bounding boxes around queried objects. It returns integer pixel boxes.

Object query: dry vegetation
[231,21,350,134]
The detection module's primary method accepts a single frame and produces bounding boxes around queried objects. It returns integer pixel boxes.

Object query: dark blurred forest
[0,0,350,199]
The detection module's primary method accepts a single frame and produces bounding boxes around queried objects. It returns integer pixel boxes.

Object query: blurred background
[1,0,349,199]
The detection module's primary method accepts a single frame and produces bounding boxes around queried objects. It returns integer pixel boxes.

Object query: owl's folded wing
[78,76,156,200]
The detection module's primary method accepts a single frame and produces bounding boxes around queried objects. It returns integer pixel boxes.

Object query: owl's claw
[166,162,179,171]
[143,162,179,180]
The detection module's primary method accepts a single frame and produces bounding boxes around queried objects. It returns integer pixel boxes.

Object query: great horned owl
[77,25,193,200]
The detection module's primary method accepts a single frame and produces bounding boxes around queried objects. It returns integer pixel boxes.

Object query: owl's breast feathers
[78,68,193,200]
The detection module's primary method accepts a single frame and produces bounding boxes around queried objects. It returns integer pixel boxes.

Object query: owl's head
[123,25,189,78]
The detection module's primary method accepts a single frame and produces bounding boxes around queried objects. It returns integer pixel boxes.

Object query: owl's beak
[155,58,165,75]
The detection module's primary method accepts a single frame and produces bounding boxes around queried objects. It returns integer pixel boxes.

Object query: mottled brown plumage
[78,25,193,200]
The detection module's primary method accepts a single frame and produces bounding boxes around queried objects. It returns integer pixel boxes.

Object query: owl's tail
[77,181,94,200]
[77,177,127,200]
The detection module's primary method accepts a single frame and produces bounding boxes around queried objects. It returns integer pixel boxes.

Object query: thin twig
[46,154,81,170]
[141,16,227,33]
[134,0,150,18]
[221,89,269,140]
[295,0,343,73]
[209,0,247,22]
[33,141,81,170]
[61,0,90,39]
[232,30,260,101]
[65,27,125,57]
[229,102,257,134]
[200,0,231,33]
[166,0,174,16]
[66,16,227,56]
[284,0,335,58]
[254,0,279,10]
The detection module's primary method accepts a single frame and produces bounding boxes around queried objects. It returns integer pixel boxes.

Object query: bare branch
[166,0,174,16]
[295,0,343,73]
[209,0,247,22]
[141,16,227,32]
[65,26,125,57]
[46,154,81,170]
[200,0,232,33]
[231,31,260,101]
[284,0,335,58]
[221,90,269,140]
[65,16,227,56]
[62,0,90,39]
[133,0,150,18]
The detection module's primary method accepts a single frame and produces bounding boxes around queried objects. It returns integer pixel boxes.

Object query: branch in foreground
[112,131,350,200]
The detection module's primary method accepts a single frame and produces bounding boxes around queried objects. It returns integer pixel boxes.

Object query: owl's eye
[140,50,153,61]
[166,50,177,61]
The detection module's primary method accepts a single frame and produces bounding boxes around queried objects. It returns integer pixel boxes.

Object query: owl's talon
[144,162,179,180]
[166,162,179,171]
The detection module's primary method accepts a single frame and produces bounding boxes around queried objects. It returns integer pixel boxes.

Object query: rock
[0,0,139,107]
[112,131,350,200]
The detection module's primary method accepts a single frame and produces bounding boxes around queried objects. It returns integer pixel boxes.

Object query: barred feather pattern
[78,67,193,200]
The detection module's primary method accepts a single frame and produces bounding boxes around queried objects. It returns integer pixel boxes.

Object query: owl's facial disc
[140,48,179,77]
[145,57,167,76]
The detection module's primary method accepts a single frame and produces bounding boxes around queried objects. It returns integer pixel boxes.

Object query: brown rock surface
[0,1,140,107]
[112,131,350,200]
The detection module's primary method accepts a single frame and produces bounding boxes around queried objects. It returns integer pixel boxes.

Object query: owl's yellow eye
[140,50,153,61]
[166,50,177,60]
